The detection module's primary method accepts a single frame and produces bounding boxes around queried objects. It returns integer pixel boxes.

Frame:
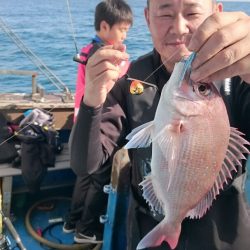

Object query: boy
[63,0,133,244]
[73,0,132,120]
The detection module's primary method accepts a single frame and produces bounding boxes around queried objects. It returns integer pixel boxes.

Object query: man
[70,0,250,249]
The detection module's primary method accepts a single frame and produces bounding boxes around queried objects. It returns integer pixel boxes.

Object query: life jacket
[74,43,94,121]
[73,43,130,122]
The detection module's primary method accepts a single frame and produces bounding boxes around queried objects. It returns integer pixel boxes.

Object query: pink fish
[125,53,250,249]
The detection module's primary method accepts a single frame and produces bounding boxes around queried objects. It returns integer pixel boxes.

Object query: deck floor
[5,187,75,249]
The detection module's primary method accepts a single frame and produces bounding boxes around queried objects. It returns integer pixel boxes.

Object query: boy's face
[145,0,222,71]
[102,21,131,46]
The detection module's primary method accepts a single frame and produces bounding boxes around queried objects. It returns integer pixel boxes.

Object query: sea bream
[125,53,250,250]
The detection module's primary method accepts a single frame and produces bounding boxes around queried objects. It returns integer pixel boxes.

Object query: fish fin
[155,123,182,184]
[187,176,224,219]
[136,219,181,250]
[187,191,214,219]
[139,175,164,215]
[221,127,249,182]
[187,127,250,219]
[124,121,154,149]
[227,127,250,162]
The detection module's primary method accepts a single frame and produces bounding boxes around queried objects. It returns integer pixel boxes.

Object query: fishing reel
[73,53,85,64]
[73,43,104,65]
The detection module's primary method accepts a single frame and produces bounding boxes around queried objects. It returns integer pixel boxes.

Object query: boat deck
[0,92,74,130]
[0,90,249,250]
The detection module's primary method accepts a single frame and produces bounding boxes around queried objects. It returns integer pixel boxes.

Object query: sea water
[0,0,250,92]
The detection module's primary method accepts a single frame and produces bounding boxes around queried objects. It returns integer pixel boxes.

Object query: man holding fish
[70,0,250,249]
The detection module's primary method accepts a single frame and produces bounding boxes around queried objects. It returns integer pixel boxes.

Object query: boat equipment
[65,0,83,64]
[25,197,102,250]
[0,210,26,250]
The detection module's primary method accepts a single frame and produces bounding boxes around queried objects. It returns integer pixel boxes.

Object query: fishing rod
[65,0,83,64]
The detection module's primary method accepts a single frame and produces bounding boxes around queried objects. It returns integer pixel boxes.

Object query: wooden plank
[0,144,71,177]
[0,93,75,107]
[0,164,71,177]
[111,148,130,191]
[1,176,13,216]
[0,91,75,129]
[0,69,38,76]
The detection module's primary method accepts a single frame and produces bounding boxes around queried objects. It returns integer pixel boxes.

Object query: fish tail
[136,220,181,250]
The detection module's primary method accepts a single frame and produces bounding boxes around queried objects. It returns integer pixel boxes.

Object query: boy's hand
[189,12,250,84]
[83,44,129,107]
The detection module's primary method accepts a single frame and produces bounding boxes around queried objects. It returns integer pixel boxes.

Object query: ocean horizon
[1,0,250,93]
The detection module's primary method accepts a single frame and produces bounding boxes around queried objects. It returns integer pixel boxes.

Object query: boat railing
[0,69,74,104]
[0,17,74,102]
[0,69,46,101]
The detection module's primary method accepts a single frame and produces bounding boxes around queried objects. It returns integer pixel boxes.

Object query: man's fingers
[188,11,250,83]
[88,60,120,80]
[89,46,129,67]
[188,11,248,52]
[195,54,250,83]
[191,18,249,70]
[83,43,129,107]
[190,35,250,82]
[90,69,120,87]
[112,43,127,52]
[86,44,129,88]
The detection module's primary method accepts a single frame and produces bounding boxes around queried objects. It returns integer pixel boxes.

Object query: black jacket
[71,49,250,250]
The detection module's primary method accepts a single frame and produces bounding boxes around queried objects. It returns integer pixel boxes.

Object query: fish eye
[196,83,211,96]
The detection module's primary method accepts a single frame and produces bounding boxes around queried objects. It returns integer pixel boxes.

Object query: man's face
[145,0,220,71]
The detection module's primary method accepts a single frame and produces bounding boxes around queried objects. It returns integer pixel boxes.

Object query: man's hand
[188,12,250,84]
[83,44,129,107]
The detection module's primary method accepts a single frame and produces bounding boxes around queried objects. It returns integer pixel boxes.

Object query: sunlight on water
[0,0,249,93]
